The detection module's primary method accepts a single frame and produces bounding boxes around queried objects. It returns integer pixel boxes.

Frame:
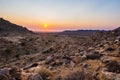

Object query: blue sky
[0,0,120,31]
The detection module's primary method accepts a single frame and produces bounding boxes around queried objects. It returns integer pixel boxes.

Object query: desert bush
[62,70,93,80]
[105,47,115,51]
[14,54,20,59]
[105,60,120,73]
[37,67,52,80]
[20,42,26,46]
[5,48,11,54]
[0,74,9,80]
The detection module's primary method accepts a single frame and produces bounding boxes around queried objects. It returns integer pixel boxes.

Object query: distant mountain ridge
[0,18,33,36]
[57,27,120,36]
[54,29,106,36]
[113,27,120,36]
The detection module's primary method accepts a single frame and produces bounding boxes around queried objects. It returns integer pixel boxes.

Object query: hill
[0,18,33,36]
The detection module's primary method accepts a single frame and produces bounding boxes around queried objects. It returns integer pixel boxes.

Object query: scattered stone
[116,74,120,80]
[0,68,9,80]
[55,76,62,80]
[23,63,38,70]
[100,56,111,63]
[70,61,76,68]
[45,55,54,64]
[9,67,21,80]
[81,63,88,68]
[28,73,43,80]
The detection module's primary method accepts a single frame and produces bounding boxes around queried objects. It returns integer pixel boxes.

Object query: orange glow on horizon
[1,16,119,32]
[43,24,48,28]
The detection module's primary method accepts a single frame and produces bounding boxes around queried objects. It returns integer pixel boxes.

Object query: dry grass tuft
[59,68,94,80]
[36,67,52,80]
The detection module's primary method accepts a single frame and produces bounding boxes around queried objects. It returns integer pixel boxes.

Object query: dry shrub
[62,70,93,80]
[105,60,120,73]
[0,75,9,80]
[36,67,52,80]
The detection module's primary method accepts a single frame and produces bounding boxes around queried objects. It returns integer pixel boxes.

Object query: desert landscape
[0,18,120,80]
[0,0,120,80]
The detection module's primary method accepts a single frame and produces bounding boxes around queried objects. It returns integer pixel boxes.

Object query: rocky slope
[0,18,34,36]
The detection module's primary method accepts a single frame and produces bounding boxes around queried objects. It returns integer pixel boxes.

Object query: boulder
[86,51,102,59]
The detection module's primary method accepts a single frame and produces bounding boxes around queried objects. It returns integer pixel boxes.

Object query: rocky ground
[0,28,120,80]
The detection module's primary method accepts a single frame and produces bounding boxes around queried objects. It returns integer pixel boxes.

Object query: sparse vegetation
[14,54,20,59]
[105,60,120,73]
[62,70,93,80]
[5,48,11,54]
[37,67,52,80]
[20,42,26,46]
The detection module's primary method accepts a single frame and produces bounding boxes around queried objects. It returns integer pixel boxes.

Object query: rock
[70,61,76,68]
[72,56,83,64]
[60,59,70,64]
[101,69,116,80]
[81,63,88,68]
[48,66,53,70]
[107,73,116,80]
[81,55,87,59]
[100,56,111,63]
[0,68,9,75]
[101,52,109,55]
[28,73,43,80]
[23,63,38,70]
[55,76,62,80]
[86,51,102,59]
[0,68,9,80]
[116,74,120,80]
[93,72,99,80]
[42,47,54,54]
[49,62,56,66]
[105,47,115,51]
[45,55,54,64]
[75,53,80,56]
[88,47,95,51]
[54,59,62,66]
[0,67,21,80]
[9,67,21,80]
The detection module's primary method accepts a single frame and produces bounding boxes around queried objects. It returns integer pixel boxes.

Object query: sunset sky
[0,0,120,32]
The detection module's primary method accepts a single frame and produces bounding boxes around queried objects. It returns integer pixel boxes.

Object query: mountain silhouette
[0,18,33,36]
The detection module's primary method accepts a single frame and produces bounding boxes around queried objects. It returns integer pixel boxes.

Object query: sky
[0,0,120,32]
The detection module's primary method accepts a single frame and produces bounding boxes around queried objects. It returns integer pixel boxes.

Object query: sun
[44,24,48,28]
